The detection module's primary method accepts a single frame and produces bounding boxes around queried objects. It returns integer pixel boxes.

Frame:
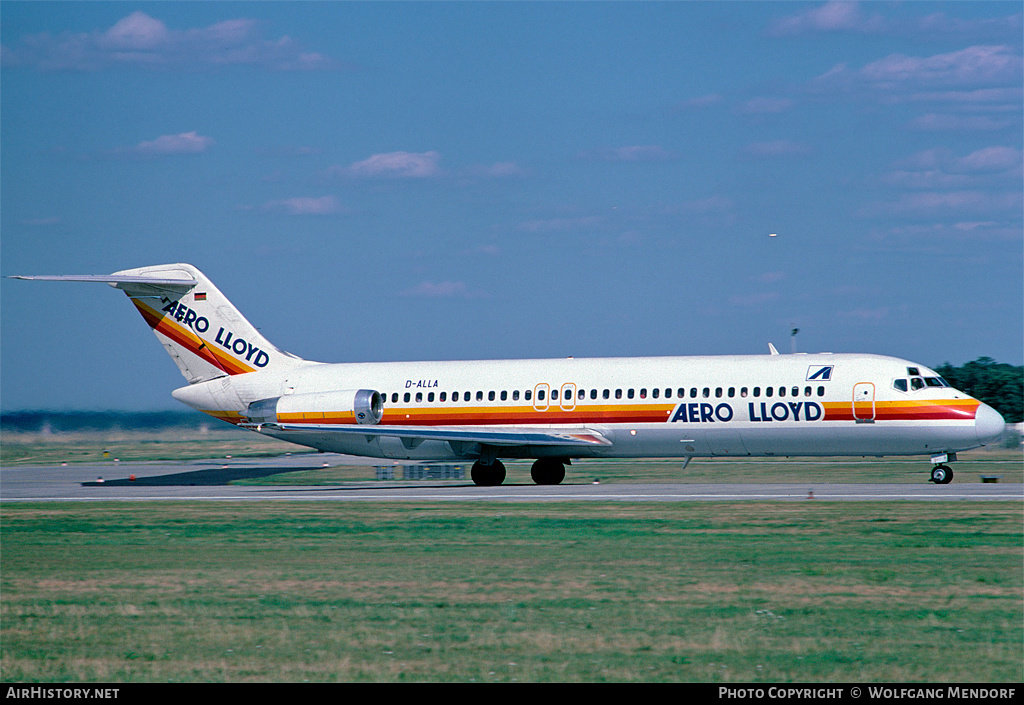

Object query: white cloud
[768,2,1021,39]
[861,46,1021,87]
[818,45,1023,91]
[262,196,342,216]
[134,131,214,156]
[101,11,169,51]
[2,11,337,71]
[337,151,442,179]
[910,113,1016,132]
[863,190,1022,217]
[957,146,1023,175]
[768,2,885,37]
[896,146,1022,176]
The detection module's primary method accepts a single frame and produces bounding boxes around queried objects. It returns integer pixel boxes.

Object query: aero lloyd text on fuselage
[161,300,270,368]
[670,401,823,424]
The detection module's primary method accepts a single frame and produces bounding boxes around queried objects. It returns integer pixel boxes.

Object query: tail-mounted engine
[246,389,383,426]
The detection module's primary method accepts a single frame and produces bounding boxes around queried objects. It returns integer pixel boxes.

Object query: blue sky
[2,1,1022,411]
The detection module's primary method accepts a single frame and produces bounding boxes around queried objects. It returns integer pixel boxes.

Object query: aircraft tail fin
[13,264,305,384]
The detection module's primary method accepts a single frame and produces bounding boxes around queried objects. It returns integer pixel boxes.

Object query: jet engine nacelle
[247,389,383,426]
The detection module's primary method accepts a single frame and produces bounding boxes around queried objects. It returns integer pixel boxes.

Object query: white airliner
[13,263,1005,485]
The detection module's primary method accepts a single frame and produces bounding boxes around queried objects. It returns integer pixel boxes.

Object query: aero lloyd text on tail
[12,263,1005,486]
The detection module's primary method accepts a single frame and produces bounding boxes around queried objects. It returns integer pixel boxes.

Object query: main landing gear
[930,464,953,485]
[470,458,506,487]
[530,458,566,485]
[469,458,569,486]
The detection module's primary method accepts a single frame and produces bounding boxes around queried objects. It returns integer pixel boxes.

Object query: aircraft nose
[975,402,1005,445]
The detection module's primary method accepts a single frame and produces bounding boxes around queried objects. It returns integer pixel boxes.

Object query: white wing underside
[246,422,613,448]
[10,274,198,297]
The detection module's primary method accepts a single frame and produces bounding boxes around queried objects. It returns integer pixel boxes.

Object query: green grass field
[2,501,1021,682]
[2,427,1021,681]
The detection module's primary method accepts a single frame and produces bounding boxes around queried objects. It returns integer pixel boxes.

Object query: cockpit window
[924,377,947,388]
[910,377,925,390]
[893,379,908,392]
[907,367,920,376]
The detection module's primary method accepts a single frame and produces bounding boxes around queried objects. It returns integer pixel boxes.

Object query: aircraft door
[853,382,875,422]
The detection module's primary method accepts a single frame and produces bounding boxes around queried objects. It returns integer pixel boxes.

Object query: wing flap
[246,422,612,448]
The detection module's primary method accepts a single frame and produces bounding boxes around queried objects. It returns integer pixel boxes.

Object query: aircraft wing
[248,422,613,448]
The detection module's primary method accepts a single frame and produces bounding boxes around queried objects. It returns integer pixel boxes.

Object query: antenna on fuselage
[768,343,780,355]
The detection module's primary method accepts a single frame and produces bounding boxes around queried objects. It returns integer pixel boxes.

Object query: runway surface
[2,454,1020,502]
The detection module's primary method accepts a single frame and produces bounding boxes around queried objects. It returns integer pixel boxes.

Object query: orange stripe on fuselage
[821,399,979,422]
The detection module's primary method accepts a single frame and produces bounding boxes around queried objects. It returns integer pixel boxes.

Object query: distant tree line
[935,357,1022,424]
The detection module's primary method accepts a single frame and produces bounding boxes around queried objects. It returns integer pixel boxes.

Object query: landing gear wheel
[930,465,953,485]
[471,459,506,486]
[530,458,566,485]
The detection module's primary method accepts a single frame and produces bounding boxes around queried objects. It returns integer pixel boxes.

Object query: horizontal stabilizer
[10,273,197,295]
